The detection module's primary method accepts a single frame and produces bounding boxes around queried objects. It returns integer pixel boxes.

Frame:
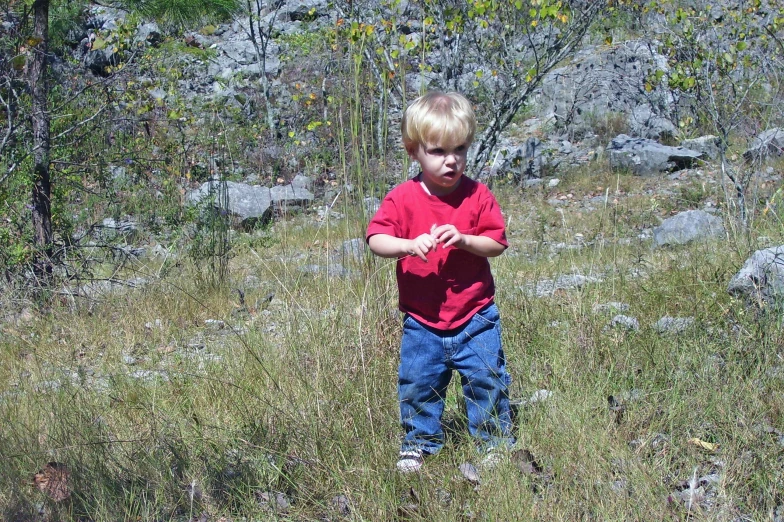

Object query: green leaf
[91,37,107,50]
[11,55,26,71]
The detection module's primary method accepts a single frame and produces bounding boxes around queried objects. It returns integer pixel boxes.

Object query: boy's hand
[408,232,437,262]
[431,224,506,258]
[432,224,464,249]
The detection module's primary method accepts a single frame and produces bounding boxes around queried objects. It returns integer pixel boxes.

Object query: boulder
[281,0,330,22]
[488,136,594,181]
[290,174,314,191]
[187,180,315,226]
[100,217,141,242]
[187,180,273,225]
[681,135,722,161]
[135,22,162,47]
[608,134,703,176]
[84,45,121,76]
[727,246,784,307]
[538,40,676,140]
[743,128,784,163]
[653,210,725,246]
[270,184,315,209]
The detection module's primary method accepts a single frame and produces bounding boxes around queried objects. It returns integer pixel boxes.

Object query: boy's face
[409,141,468,196]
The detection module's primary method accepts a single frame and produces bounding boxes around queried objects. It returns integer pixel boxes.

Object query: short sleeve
[475,191,508,248]
[366,193,401,243]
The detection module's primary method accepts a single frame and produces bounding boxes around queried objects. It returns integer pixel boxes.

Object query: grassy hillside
[1,1,783,519]
[2,159,783,520]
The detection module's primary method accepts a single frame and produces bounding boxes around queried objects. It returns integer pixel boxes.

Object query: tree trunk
[29,0,52,278]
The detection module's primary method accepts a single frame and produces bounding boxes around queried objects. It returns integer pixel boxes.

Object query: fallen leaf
[688,437,719,452]
[511,449,543,475]
[331,494,351,515]
[397,503,419,519]
[33,462,71,502]
[459,462,480,484]
[256,490,289,513]
[607,395,626,424]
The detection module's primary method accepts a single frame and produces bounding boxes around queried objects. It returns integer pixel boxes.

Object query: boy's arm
[432,225,506,258]
[368,233,436,262]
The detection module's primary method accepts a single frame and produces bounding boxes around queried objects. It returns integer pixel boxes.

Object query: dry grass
[1,167,783,521]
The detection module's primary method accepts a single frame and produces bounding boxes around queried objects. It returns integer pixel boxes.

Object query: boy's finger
[443,235,460,248]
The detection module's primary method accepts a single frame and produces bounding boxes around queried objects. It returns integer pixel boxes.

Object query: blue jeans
[398,303,515,455]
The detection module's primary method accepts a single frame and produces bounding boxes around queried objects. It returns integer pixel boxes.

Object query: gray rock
[526,389,553,405]
[523,274,603,297]
[743,128,784,162]
[593,302,630,314]
[84,45,120,76]
[629,104,677,140]
[290,174,313,191]
[727,245,784,306]
[270,184,314,209]
[653,210,725,246]
[148,87,167,101]
[101,217,141,241]
[681,135,722,161]
[364,196,381,216]
[109,165,127,183]
[609,315,640,331]
[489,137,593,181]
[340,238,366,263]
[65,277,149,300]
[459,462,481,484]
[129,369,169,382]
[187,180,272,225]
[204,319,226,330]
[281,0,330,22]
[135,22,161,46]
[653,316,695,334]
[257,491,290,513]
[608,134,703,176]
[537,40,675,139]
[298,264,351,277]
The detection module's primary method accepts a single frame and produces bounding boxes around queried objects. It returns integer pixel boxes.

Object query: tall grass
[3,14,784,521]
[2,164,784,519]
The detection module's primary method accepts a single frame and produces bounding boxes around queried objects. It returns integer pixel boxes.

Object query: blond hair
[401,92,476,153]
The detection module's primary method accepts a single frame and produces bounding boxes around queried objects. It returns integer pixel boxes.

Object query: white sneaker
[396,450,424,473]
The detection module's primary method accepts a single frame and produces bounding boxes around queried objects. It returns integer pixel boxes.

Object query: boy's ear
[405,143,419,160]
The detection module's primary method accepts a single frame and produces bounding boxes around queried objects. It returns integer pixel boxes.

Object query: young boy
[366,91,515,473]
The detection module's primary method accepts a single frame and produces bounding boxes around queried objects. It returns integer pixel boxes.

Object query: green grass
[2,169,784,521]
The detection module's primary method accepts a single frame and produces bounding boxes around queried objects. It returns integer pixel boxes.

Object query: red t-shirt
[366,175,507,330]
